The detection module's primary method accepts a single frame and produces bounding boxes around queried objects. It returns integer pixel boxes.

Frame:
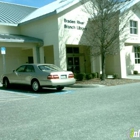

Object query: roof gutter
[18,10,57,26]
[120,0,140,13]
[0,22,18,27]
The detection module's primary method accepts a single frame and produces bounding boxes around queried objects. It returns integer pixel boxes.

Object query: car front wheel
[31,80,40,92]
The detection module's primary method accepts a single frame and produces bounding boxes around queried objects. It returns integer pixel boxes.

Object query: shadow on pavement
[0,85,68,94]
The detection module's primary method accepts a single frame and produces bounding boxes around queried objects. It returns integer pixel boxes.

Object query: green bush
[96,72,99,78]
[76,73,86,81]
[74,73,77,79]
[133,70,138,75]
[100,74,106,79]
[91,73,97,78]
[86,73,92,80]
[113,73,119,79]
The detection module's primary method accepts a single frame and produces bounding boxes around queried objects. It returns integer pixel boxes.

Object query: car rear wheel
[31,80,40,92]
[3,78,10,89]
[56,86,64,91]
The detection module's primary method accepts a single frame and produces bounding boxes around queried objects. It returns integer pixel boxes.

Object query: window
[25,65,35,72]
[66,47,79,54]
[38,64,62,72]
[28,56,33,63]
[134,47,140,64]
[130,20,138,34]
[16,65,26,72]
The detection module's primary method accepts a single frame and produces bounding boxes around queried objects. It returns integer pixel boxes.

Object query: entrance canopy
[0,34,43,44]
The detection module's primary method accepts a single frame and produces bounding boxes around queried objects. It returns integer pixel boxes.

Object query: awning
[0,34,43,45]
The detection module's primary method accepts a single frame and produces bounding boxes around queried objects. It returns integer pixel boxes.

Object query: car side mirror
[13,70,16,73]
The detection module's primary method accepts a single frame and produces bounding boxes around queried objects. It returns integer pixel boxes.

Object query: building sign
[1,47,6,54]
[64,18,87,31]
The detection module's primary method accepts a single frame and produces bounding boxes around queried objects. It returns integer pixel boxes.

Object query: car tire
[31,80,40,92]
[3,78,10,89]
[56,86,64,91]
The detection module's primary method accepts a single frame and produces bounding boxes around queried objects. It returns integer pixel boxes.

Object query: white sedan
[1,64,76,92]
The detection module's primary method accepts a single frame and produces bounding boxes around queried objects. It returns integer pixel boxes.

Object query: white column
[59,43,67,70]
[53,43,60,67]
[33,47,39,63]
[39,47,44,63]
[53,43,67,70]
[120,49,127,78]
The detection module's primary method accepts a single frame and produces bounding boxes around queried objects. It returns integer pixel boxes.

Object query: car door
[13,65,26,84]
[23,65,35,84]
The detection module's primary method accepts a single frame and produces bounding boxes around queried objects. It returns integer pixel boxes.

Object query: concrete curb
[67,84,105,88]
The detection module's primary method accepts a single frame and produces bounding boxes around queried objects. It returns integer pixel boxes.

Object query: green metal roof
[0,1,37,26]
[0,0,139,26]
[20,0,80,24]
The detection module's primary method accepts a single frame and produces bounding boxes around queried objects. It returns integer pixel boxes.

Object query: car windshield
[38,64,63,72]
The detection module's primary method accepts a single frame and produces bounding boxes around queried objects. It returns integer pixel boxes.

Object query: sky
[0,0,56,7]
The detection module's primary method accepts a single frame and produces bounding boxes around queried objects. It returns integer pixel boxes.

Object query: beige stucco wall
[0,47,32,76]
[19,2,91,71]
[58,3,89,70]
[1,1,140,78]
[20,16,58,46]
[0,25,20,34]
[120,6,140,76]
[20,15,60,67]
[44,46,54,64]
[125,8,140,44]
[124,45,140,74]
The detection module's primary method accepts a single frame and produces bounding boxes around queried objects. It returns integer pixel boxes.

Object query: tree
[80,0,133,80]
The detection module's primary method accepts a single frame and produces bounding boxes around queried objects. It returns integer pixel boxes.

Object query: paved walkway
[125,75,140,79]
[0,75,140,88]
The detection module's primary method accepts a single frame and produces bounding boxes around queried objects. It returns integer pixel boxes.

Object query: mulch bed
[76,78,140,86]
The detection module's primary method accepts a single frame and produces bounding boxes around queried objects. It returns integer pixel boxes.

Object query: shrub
[133,70,138,75]
[86,73,92,80]
[91,73,97,78]
[76,73,86,81]
[96,72,99,78]
[113,73,119,79]
[74,73,77,79]
[100,74,106,79]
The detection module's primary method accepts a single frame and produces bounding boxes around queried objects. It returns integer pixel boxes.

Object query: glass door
[67,56,80,73]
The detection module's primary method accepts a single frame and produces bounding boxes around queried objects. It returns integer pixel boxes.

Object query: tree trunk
[101,51,106,81]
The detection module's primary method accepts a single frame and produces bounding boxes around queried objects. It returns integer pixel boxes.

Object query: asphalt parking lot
[0,85,77,102]
[0,82,140,140]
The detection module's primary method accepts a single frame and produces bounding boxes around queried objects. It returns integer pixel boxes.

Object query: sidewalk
[67,84,105,88]
[126,75,140,80]
[0,75,140,89]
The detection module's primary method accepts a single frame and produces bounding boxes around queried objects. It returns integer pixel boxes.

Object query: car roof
[22,63,54,66]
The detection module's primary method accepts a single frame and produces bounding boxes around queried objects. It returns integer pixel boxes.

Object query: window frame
[130,20,138,35]
[66,47,79,54]
[134,46,140,64]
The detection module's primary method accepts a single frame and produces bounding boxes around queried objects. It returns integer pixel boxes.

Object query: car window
[38,65,62,72]
[16,65,26,72]
[25,65,35,72]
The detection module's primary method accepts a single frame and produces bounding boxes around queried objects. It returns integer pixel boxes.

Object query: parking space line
[8,92,39,97]
[0,89,39,103]
[0,97,35,103]
[55,90,75,95]
[0,90,39,97]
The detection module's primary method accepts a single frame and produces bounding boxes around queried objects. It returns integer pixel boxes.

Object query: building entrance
[67,56,80,73]
[66,46,87,73]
